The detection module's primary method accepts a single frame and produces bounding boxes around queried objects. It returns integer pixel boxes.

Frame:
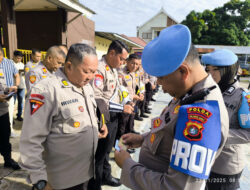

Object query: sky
[81,0,230,37]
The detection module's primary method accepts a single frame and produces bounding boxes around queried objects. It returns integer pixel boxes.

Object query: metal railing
[2,48,46,64]
[17,49,46,64]
[3,48,7,58]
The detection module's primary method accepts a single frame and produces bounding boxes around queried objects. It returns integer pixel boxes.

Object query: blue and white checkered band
[170,101,221,179]
[238,91,250,128]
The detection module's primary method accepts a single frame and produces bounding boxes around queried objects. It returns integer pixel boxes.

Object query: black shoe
[127,148,135,154]
[16,117,23,121]
[102,177,121,187]
[146,107,152,110]
[134,115,143,121]
[140,114,149,118]
[4,159,21,170]
[145,110,151,114]
[151,98,156,102]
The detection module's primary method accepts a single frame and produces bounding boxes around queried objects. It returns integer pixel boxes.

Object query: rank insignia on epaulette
[173,105,180,114]
[62,80,69,86]
[25,67,29,72]
[42,67,47,74]
[153,118,162,128]
[125,75,130,79]
[42,75,47,79]
[105,65,110,71]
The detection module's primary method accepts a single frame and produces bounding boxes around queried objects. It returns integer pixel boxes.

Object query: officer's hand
[98,124,108,139]
[0,94,7,102]
[133,95,140,101]
[34,182,53,190]
[9,86,17,93]
[115,149,131,168]
[122,133,144,149]
[123,104,134,114]
[152,84,156,90]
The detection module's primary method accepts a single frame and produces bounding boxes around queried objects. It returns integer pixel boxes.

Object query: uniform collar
[191,74,217,94]
[223,80,239,95]
[55,67,84,95]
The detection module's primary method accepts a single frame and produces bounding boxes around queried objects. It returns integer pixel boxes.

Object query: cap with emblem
[201,49,238,66]
[142,24,191,77]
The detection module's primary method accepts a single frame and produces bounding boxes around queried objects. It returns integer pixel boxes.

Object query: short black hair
[32,48,41,55]
[66,43,96,66]
[185,44,199,63]
[108,40,129,54]
[127,53,140,61]
[13,50,23,57]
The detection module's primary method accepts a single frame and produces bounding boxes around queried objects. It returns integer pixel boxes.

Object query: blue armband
[170,101,221,179]
[238,91,250,128]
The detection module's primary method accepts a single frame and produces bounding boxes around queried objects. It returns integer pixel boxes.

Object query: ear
[109,49,116,57]
[178,64,189,81]
[64,61,72,71]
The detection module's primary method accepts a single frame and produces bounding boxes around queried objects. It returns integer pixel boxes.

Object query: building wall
[95,35,111,59]
[67,12,95,48]
[138,12,167,43]
[16,11,62,51]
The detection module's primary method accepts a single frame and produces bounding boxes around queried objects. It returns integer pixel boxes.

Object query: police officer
[117,53,143,138]
[19,44,107,190]
[24,48,42,74]
[202,49,250,190]
[88,40,134,190]
[115,24,229,190]
[26,46,65,92]
[135,58,150,121]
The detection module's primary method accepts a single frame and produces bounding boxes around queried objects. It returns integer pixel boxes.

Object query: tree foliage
[181,0,250,45]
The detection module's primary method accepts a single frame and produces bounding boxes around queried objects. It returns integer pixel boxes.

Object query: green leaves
[181,0,250,46]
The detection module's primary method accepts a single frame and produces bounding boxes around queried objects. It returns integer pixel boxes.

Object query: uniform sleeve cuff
[30,171,48,184]
[120,158,137,187]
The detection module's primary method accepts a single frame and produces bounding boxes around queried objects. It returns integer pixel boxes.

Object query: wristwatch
[33,180,47,190]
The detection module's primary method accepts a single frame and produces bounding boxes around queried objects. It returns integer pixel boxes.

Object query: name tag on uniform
[170,101,221,179]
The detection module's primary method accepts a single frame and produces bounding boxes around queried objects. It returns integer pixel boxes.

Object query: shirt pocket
[61,105,89,134]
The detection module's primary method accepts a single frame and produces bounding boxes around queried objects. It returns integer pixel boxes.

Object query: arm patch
[238,91,250,128]
[170,101,221,179]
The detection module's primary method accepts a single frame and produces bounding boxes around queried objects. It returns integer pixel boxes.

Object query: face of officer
[13,56,23,63]
[108,49,128,68]
[205,65,221,83]
[66,55,98,88]
[127,58,140,72]
[157,61,200,99]
[46,54,65,73]
[31,52,42,63]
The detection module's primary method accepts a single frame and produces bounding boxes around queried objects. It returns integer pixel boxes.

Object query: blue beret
[142,24,191,77]
[201,49,238,66]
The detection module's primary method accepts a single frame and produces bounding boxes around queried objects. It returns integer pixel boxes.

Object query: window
[142,32,152,39]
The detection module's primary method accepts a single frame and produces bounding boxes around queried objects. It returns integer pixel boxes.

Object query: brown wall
[16,11,64,51]
[66,12,95,47]
[15,10,95,51]
[167,17,177,27]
